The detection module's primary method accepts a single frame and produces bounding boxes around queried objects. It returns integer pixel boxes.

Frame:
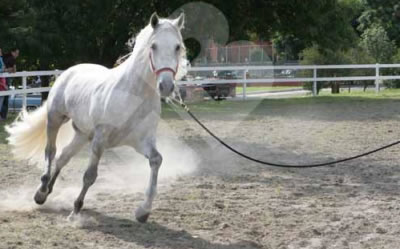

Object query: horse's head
[148,12,185,97]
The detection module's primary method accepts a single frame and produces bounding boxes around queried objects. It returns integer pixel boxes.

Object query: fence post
[375,63,380,93]
[313,66,317,96]
[261,47,264,62]
[243,69,247,100]
[238,46,241,63]
[22,75,27,109]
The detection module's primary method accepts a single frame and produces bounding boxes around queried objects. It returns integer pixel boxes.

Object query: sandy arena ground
[1,97,400,249]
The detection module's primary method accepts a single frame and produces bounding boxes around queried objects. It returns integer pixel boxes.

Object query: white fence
[0,70,62,108]
[178,64,400,99]
[1,64,400,107]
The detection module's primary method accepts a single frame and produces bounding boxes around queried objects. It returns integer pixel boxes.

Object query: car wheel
[179,88,186,101]
[26,106,37,111]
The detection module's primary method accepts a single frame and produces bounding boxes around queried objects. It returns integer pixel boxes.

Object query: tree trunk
[363,81,368,92]
[331,81,340,94]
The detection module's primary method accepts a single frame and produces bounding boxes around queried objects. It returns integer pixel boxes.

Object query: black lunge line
[174,99,400,168]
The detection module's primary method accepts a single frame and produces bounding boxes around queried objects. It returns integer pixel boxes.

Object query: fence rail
[0,70,62,107]
[1,64,400,107]
[178,63,400,99]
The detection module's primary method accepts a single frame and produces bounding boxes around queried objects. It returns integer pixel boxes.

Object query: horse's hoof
[67,211,80,222]
[34,190,48,205]
[135,206,150,223]
[136,213,150,223]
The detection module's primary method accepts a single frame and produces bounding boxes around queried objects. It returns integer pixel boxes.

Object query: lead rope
[169,96,400,168]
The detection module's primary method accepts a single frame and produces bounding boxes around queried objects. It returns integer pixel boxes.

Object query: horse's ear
[150,12,159,29]
[173,12,185,29]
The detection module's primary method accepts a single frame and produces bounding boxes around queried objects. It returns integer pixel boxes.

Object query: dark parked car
[202,70,238,100]
[178,85,187,100]
[8,93,42,111]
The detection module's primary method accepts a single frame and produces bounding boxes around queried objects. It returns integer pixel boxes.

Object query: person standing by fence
[2,48,19,119]
[0,48,8,120]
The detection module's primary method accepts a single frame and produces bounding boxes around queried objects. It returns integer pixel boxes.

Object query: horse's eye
[175,45,181,52]
[151,43,157,50]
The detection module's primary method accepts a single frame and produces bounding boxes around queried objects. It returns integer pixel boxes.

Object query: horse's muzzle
[158,71,175,97]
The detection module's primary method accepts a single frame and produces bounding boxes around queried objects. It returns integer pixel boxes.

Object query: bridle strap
[155,67,177,76]
[149,52,178,77]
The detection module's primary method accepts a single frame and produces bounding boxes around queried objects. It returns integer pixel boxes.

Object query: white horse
[6,13,186,223]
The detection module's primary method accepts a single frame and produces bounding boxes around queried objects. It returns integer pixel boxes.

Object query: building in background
[192,39,297,66]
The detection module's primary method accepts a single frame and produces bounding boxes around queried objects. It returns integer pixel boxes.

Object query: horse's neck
[113,53,158,99]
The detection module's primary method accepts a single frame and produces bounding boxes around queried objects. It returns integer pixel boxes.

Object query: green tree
[4,0,370,70]
[248,0,362,61]
[300,45,354,94]
[21,0,156,69]
[358,0,400,46]
[0,0,33,50]
[359,24,396,63]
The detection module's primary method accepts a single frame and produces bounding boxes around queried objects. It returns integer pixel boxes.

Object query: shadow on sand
[39,208,261,249]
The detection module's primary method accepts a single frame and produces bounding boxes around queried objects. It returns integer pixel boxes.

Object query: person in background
[2,48,19,119]
[0,48,8,120]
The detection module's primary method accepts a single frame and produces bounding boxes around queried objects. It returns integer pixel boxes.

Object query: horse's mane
[119,19,188,80]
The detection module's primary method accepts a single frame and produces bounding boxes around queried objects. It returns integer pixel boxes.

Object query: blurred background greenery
[2,0,400,79]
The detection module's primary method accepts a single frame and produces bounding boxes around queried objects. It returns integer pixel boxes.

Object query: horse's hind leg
[47,129,88,195]
[34,114,65,205]
[68,129,105,220]
[135,146,162,223]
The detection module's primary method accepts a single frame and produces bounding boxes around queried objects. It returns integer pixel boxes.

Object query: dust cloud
[0,119,200,212]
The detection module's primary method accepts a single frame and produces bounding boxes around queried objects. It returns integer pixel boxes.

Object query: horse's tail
[6,104,48,164]
[5,103,74,165]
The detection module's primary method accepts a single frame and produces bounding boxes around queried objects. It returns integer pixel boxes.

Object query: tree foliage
[0,0,33,50]
[359,24,395,63]
[1,0,394,70]
[18,0,159,69]
[358,0,400,46]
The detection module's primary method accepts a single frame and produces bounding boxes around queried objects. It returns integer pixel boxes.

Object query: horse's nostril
[159,83,164,92]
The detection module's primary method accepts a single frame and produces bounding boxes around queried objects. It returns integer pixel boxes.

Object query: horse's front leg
[135,147,162,223]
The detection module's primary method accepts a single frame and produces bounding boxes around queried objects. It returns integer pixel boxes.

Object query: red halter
[149,52,178,77]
